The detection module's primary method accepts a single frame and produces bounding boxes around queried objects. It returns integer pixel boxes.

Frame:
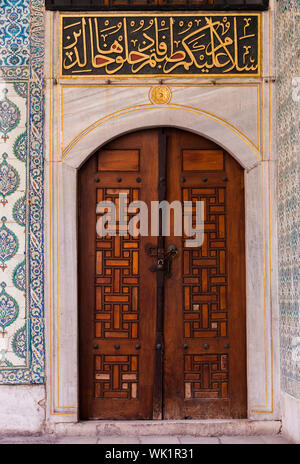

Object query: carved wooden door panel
[78,128,246,420]
[78,130,159,419]
[163,129,247,419]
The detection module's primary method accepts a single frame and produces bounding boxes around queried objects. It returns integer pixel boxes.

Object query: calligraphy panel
[60,13,261,77]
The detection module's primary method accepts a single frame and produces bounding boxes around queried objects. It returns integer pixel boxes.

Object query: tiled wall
[276,0,300,399]
[0,0,44,383]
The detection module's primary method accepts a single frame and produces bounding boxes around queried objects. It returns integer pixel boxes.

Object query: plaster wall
[0,385,45,433]
[281,392,300,443]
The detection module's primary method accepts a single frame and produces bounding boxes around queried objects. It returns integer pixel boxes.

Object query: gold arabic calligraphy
[61,15,260,76]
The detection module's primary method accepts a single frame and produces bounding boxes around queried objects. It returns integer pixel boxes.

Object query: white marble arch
[60,105,260,171]
[45,104,280,425]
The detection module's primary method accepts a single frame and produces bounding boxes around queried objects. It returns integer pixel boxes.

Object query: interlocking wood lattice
[182,187,227,339]
[94,354,139,399]
[184,353,229,399]
[95,187,140,340]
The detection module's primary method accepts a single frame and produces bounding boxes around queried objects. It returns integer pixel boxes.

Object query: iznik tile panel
[276,0,300,399]
[0,0,44,384]
[0,0,30,66]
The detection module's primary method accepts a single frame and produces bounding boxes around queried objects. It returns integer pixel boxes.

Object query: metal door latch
[146,244,178,278]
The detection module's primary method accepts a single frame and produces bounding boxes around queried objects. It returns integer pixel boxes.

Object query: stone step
[53,419,281,438]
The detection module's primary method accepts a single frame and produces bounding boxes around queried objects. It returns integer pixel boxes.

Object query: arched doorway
[78,128,246,420]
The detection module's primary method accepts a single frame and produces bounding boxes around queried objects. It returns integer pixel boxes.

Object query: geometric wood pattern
[182,187,228,339]
[184,354,229,399]
[79,130,160,419]
[95,188,140,339]
[161,128,246,419]
[94,354,138,399]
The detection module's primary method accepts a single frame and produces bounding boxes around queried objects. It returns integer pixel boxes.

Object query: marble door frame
[44,8,280,425]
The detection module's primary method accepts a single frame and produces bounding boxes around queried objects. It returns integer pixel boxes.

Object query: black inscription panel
[60,14,261,78]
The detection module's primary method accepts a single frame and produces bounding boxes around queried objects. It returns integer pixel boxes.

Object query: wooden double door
[78,128,246,420]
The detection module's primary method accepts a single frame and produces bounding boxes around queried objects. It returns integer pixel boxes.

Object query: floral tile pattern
[276,0,300,399]
[0,153,20,206]
[0,0,30,67]
[0,0,44,383]
[0,88,21,142]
